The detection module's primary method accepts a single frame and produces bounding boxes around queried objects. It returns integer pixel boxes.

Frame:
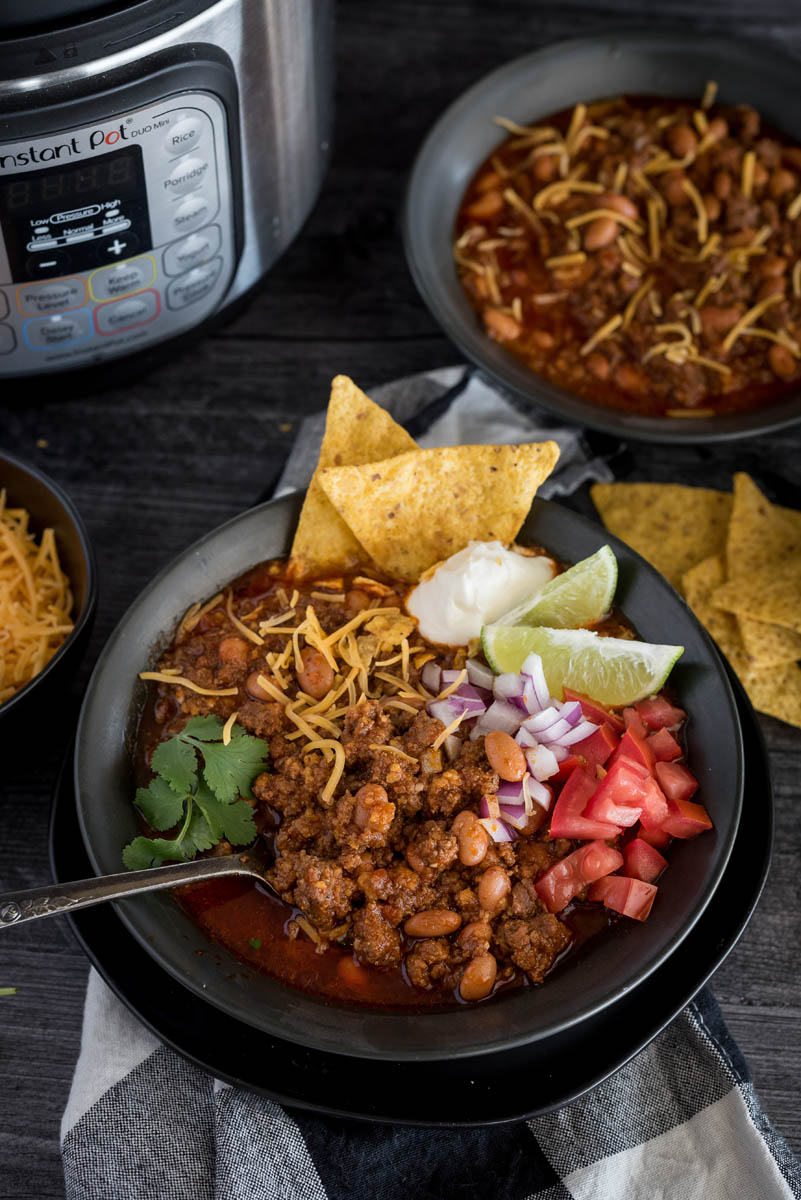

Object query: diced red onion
[521,706,562,735]
[482,698,522,734]
[549,743,568,762]
[443,734,462,761]
[525,744,560,781]
[520,652,550,711]
[421,662,441,693]
[523,773,552,810]
[453,683,489,709]
[498,802,528,830]
[493,673,525,701]
[466,659,495,690]
[538,717,574,743]
[555,719,599,746]
[496,780,525,803]
[441,668,463,685]
[478,816,517,843]
[515,726,538,749]
[559,700,584,727]
[479,794,501,820]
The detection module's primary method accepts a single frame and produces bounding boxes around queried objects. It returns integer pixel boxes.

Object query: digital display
[0,145,152,281]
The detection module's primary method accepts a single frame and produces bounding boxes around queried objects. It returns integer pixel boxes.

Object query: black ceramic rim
[402,32,801,443]
[72,491,744,1061]
[0,449,97,719]
[51,664,771,1125]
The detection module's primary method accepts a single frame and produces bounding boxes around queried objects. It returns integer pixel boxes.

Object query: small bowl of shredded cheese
[0,450,96,724]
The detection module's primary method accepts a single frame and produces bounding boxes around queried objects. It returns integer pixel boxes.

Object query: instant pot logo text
[0,117,169,169]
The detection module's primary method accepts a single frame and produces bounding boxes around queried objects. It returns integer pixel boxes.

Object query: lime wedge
[490,545,618,631]
[481,625,683,706]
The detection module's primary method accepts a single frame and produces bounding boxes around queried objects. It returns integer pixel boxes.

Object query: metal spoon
[0,843,275,928]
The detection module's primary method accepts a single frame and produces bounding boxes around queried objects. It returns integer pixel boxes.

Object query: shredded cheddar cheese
[432,710,467,751]
[222,711,238,745]
[721,293,783,353]
[580,312,623,355]
[138,671,238,697]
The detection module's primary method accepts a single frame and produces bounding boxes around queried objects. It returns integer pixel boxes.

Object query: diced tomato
[583,758,652,828]
[609,728,655,774]
[622,837,668,883]
[655,761,698,803]
[636,777,669,831]
[623,707,647,738]
[660,797,713,838]
[635,695,685,730]
[637,824,672,849]
[563,688,625,734]
[535,840,624,913]
[552,753,583,783]
[648,727,682,762]
[549,767,622,840]
[571,722,618,767]
[588,875,657,920]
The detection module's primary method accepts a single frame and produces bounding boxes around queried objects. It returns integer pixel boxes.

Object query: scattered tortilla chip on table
[590,482,732,592]
[712,568,801,634]
[741,661,801,729]
[682,555,751,677]
[290,375,417,574]
[319,441,560,582]
[737,615,801,669]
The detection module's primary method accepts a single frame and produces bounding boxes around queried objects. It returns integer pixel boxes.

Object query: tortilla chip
[591,483,732,592]
[741,661,801,729]
[319,441,560,582]
[290,376,417,573]
[737,615,801,668]
[712,568,801,633]
[725,472,801,575]
[682,555,750,676]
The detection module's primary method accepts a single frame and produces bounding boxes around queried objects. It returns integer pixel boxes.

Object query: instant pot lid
[0,0,136,31]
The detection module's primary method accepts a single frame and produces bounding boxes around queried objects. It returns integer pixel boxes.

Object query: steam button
[164,117,203,157]
[172,195,211,234]
[164,157,209,197]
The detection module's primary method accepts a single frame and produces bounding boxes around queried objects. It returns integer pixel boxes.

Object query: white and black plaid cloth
[61,368,801,1200]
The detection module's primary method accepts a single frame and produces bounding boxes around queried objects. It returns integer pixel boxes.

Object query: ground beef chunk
[402,712,445,756]
[405,820,458,881]
[452,738,498,800]
[405,938,459,991]
[352,901,402,968]
[509,879,542,918]
[358,865,422,923]
[515,836,574,879]
[342,699,393,764]
[252,753,329,819]
[425,768,464,817]
[457,920,492,959]
[286,852,356,931]
[495,914,572,984]
[236,699,287,739]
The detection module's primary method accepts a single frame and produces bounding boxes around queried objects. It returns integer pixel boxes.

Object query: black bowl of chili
[73,491,743,1060]
[403,32,801,441]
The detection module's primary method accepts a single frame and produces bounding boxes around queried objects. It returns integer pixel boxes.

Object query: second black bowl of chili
[403,32,801,441]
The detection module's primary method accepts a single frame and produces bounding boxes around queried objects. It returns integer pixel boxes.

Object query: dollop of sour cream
[406,541,555,645]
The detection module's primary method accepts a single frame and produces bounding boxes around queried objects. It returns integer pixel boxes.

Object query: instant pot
[0,0,332,379]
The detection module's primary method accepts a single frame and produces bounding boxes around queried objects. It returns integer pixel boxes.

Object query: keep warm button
[166,258,223,310]
[95,289,160,335]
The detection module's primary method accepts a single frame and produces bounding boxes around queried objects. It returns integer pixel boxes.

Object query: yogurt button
[172,195,211,234]
[166,258,223,309]
[164,117,203,157]
[164,156,209,197]
[163,225,221,276]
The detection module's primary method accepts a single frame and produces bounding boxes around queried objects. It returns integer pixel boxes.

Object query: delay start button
[95,290,160,335]
[164,156,209,196]
[17,277,87,317]
[23,310,93,350]
[166,258,223,310]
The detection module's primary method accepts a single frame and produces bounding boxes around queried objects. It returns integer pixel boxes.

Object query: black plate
[50,661,771,1126]
[403,32,801,443]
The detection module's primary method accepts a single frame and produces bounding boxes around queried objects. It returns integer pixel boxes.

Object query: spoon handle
[0,854,258,927]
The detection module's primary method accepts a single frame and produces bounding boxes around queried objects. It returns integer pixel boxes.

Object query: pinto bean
[705,117,728,142]
[768,344,797,379]
[661,170,689,206]
[599,191,639,220]
[483,308,522,342]
[613,362,649,395]
[703,193,721,222]
[476,170,502,193]
[353,783,391,830]
[484,730,526,781]
[452,810,489,866]
[583,216,618,251]
[699,305,743,334]
[769,168,796,199]
[532,154,558,182]
[666,123,697,159]
[531,328,555,350]
[246,670,273,701]
[477,866,511,914]
[457,921,492,954]
[757,277,785,302]
[459,953,497,1001]
[345,588,371,616]
[586,351,610,381]
[465,189,504,220]
[713,170,732,200]
[753,162,769,190]
[404,909,462,938]
[218,636,249,666]
[759,255,788,278]
[296,646,334,699]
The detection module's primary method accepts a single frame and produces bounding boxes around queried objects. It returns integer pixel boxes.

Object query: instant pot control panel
[0,90,236,376]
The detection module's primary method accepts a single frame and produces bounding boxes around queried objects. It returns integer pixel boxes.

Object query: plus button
[107,239,126,257]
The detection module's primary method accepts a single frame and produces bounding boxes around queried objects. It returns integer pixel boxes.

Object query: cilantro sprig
[123,716,269,870]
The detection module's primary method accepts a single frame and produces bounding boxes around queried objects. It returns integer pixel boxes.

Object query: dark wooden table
[2,2,800,1195]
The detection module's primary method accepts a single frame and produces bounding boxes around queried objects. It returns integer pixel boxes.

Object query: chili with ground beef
[454,90,801,418]
[136,555,686,1008]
